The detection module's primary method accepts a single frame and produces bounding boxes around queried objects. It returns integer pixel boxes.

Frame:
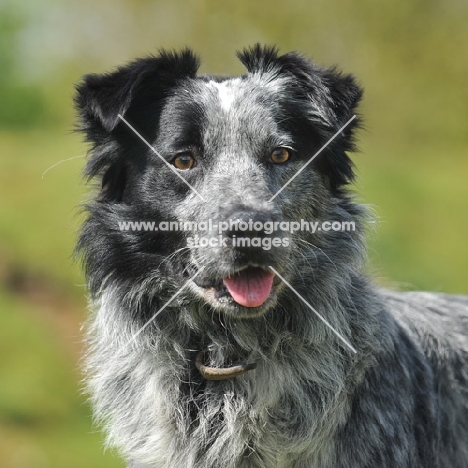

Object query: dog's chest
[168,369,340,468]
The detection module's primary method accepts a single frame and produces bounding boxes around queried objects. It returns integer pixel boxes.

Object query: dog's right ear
[75,49,200,137]
[75,49,200,198]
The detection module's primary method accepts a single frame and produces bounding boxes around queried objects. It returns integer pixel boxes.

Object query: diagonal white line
[269,266,357,354]
[120,269,203,353]
[268,115,356,202]
[117,114,206,202]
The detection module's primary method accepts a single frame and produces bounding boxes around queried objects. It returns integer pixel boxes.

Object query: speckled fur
[75,46,468,467]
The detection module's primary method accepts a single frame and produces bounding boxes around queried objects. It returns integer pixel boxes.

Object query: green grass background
[0,0,467,466]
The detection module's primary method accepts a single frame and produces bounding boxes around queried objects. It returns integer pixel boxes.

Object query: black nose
[223,210,276,240]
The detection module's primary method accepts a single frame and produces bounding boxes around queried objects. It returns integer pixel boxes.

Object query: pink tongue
[223,268,274,308]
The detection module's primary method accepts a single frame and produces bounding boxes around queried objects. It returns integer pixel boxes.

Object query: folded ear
[75,49,199,188]
[238,45,363,189]
[282,57,363,189]
[239,44,362,130]
[313,65,363,130]
[75,48,200,136]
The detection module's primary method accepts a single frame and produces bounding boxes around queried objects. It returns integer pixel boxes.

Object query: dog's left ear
[238,44,362,132]
[307,63,363,189]
[239,45,363,189]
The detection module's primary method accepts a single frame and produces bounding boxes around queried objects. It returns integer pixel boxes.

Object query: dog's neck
[87,271,381,468]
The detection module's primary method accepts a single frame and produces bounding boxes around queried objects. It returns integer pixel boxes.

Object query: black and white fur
[75,45,468,467]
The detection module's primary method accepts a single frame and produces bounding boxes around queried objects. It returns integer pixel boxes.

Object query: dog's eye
[173,153,195,170]
[270,147,291,164]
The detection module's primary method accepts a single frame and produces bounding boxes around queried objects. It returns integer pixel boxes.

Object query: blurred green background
[0,0,467,466]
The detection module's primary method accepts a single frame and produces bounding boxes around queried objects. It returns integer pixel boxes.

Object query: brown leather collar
[195,349,257,381]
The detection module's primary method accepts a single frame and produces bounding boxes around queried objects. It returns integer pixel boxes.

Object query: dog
[75,45,468,467]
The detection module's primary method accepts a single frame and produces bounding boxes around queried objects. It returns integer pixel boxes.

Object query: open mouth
[188,266,277,376]
[192,265,278,313]
[222,267,275,308]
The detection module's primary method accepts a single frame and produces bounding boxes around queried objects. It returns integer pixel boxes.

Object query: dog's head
[76,45,363,320]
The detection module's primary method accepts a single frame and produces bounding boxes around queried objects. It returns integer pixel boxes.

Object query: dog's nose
[223,210,276,240]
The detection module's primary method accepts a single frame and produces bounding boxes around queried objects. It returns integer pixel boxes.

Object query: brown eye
[270,147,291,164]
[173,153,195,170]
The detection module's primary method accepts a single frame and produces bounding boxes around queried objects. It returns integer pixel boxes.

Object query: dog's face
[76,45,362,319]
